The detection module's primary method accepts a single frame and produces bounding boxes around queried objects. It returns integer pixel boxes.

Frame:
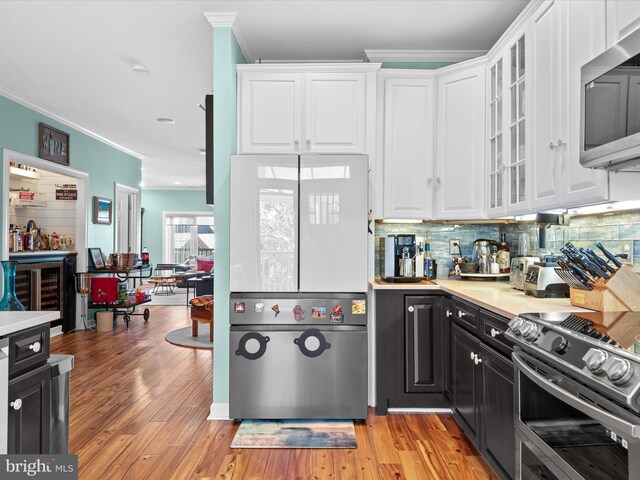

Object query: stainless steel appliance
[507,311,640,479]
[384,234,417,280]
[229,155,368,419]
[0,343,7,454]
[509,257,538,291]
[581,26,640,171]
[472,238,500,264]
[523,261,569,298]
[49,354,73,454]
[229,293,367,420]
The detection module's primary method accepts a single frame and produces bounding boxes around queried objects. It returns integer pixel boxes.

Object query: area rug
[164,326,212,349]
[231,420,356,449]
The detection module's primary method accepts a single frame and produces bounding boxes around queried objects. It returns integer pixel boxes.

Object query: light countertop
[0,311,60,337]
[371,279,589,318]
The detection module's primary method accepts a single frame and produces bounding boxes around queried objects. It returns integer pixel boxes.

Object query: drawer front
[453,298,479,332]
[480,310,513,356]
[9,325,50,378]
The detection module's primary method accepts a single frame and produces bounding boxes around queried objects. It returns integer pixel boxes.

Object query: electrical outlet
[621,239,633,266]
[449,239,461,256]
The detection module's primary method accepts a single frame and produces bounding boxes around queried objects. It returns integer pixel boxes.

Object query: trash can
[49,354,74,454]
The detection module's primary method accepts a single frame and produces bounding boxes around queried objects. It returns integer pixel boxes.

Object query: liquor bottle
[497,233,511,273]
[141,246,150,266]
[424,231,433,280]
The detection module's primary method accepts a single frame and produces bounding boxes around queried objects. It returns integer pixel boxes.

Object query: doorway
[114,183,139,253]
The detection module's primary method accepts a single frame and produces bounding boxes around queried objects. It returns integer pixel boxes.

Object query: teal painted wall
[0,95,141,254]
[381,62,456,69]
[212,27,246,406]
[140,189,213,265]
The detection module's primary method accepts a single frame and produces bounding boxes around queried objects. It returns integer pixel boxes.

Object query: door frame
[161,211,214,264]
[113,183,139,254]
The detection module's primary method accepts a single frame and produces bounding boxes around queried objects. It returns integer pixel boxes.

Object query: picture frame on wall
[38,123,70,166]
[93,196,112,225]
[88,248,105,269]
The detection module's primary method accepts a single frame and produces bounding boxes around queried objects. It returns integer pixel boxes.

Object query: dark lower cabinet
[405,296,443,394]
[451,323,481,442]
[443,298,453,401]
[481,343,515,480]
[8,364,51,454]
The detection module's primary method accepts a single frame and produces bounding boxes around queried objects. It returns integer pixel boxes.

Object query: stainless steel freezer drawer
[230,325,367,420]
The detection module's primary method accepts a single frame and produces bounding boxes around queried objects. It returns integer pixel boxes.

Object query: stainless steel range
[506,311,640,480]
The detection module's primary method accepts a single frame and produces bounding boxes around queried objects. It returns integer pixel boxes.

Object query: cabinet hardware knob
[549,141,557,150]
[305,139,311,151]
[29,342,41,353]
[557,139,565,148]
[10,399,22,410]
[436,177,442,185]
[458,310,466,317]
[408,306,415,313]
[294,140,300,151]
[446,310,452,318]
[474,354,483,365]
[470,351,476,361]
[490,328,501,338]
[427,178,433,185]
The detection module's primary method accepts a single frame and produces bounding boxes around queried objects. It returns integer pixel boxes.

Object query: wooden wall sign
[55,184,77,200]
[38,123,70,165]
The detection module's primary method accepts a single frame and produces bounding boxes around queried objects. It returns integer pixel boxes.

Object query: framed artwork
[93,196,112,225]
[88,248,105,269]
[38,123,70,166]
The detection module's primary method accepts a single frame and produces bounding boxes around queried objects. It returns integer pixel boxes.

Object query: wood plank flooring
[51,305,498,480]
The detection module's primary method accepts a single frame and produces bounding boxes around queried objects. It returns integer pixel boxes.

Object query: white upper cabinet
[238,73,303,154]
[435,62,486,219]
[531,0,610,210]
[303,73,366,153]
[381,74,435,219]
[606,0,640,48]
[487,25,531,217]
[237,65,379,155]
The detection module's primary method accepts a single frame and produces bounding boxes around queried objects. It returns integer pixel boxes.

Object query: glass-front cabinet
[487,28,530,216]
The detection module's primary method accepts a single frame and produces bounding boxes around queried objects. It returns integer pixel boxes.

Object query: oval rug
[165,326,213,349]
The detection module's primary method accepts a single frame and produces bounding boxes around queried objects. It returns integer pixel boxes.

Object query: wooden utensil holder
[570,265,640,312]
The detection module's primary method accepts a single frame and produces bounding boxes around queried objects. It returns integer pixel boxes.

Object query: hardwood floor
[51,305,498,480]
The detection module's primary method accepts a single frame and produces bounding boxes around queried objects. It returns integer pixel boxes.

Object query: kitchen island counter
[0,311,60,337]
[371,279,589,318]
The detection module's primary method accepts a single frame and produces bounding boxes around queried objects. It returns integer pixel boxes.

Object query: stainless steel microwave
[581,27,640,171]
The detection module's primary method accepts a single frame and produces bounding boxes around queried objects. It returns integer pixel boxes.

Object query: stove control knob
[605,358,634,385]
[520,321,540,341]
[552,336,569,354]
[508,317,525,335]
[582,348,608,374]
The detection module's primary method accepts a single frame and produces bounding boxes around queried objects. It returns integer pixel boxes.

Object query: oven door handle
[513,351,640,439]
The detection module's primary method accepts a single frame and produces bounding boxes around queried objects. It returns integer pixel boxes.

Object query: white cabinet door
[531,0,564,210]
[230,155,299,292]
[303,73,367,153]
[298,155,368,293]
[627,75,640,136]
[487,54,508,217]
[606,0,640,48]
[435,64,486,219]
[562,0,609,207]
[238,73,303,154]
[382,78,435,219]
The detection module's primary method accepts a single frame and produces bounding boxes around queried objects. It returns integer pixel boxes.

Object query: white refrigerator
[230,154,368,293]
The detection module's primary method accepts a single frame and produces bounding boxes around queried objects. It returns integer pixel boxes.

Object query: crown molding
[364,49,487,63]
[488,0,543,58]
[254,58,366,64]
[377,69,437,79]
[237,63,381,73]
[203,12,254,63]
[0,85,144,161]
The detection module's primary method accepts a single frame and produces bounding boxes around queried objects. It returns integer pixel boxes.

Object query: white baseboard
[388,408,452,414]
[50,326,62,337]
[208,402,230,420]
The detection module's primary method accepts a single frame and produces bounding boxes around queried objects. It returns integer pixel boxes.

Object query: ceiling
[0,0,529,190]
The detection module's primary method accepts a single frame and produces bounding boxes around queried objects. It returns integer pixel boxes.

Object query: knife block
[570,265,640,312]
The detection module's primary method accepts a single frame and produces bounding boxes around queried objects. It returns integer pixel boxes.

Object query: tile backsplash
[375,209,640,278]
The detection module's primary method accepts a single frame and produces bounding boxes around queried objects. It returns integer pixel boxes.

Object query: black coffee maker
[384,234,416,279]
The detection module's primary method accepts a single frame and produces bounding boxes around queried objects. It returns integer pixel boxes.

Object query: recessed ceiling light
[174,181,181,185]
[156,118,175,124]
[132,64,149,75]
[199,149,206,155]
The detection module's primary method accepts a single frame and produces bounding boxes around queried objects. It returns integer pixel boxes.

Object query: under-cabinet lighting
[381,219,424,224]
[567,200,640,216]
